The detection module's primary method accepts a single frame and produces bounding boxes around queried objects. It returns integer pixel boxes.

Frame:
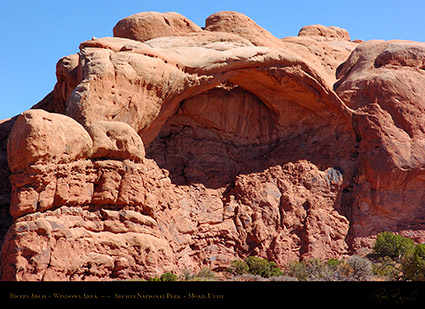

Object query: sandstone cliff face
[335,40,425,250]
[1,11,425,280]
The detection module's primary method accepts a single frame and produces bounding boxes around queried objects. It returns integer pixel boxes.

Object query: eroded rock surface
[2,11,425,280]
[335,40,425,250]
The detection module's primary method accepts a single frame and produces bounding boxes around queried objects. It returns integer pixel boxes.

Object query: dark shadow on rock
[145,87,356,190]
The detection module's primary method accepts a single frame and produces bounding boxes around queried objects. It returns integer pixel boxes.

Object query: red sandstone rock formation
[1,11,425,281]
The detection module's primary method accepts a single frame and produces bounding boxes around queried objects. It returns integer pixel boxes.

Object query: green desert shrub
[370,232,425,281]
[182,267,218,281]
[148,272,177,281]
[325,258,343,269]
[228,256,283,278]
[229,259,249,275]
[402,243,425,281]
[373,232,415,261]
[244,256,283,278]
[372,256,401,280]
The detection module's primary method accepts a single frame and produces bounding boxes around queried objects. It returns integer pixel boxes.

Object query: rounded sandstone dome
[113,11,202,42]
[298,24,351,42]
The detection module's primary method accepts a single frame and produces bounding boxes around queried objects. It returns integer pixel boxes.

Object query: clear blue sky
[1,0,424,121]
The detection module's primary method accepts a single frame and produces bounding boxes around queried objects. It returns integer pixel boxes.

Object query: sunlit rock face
[2,11,425,280]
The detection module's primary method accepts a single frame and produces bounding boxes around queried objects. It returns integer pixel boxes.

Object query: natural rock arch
[3,11,425,281]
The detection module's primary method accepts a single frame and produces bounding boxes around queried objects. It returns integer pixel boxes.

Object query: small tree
[373,232,415,261]
[402,244,425,281]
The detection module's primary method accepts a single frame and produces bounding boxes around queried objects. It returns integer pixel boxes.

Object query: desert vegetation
[147,232,425,281]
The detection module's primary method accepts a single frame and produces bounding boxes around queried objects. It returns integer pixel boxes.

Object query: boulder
[86,121,145,162]
[113,11,202,42]
[7,109,92,173]
[204,11,284,47]
[298,24,351,41]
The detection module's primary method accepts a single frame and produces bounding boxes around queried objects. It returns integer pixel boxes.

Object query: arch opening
[145,80,354,189]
